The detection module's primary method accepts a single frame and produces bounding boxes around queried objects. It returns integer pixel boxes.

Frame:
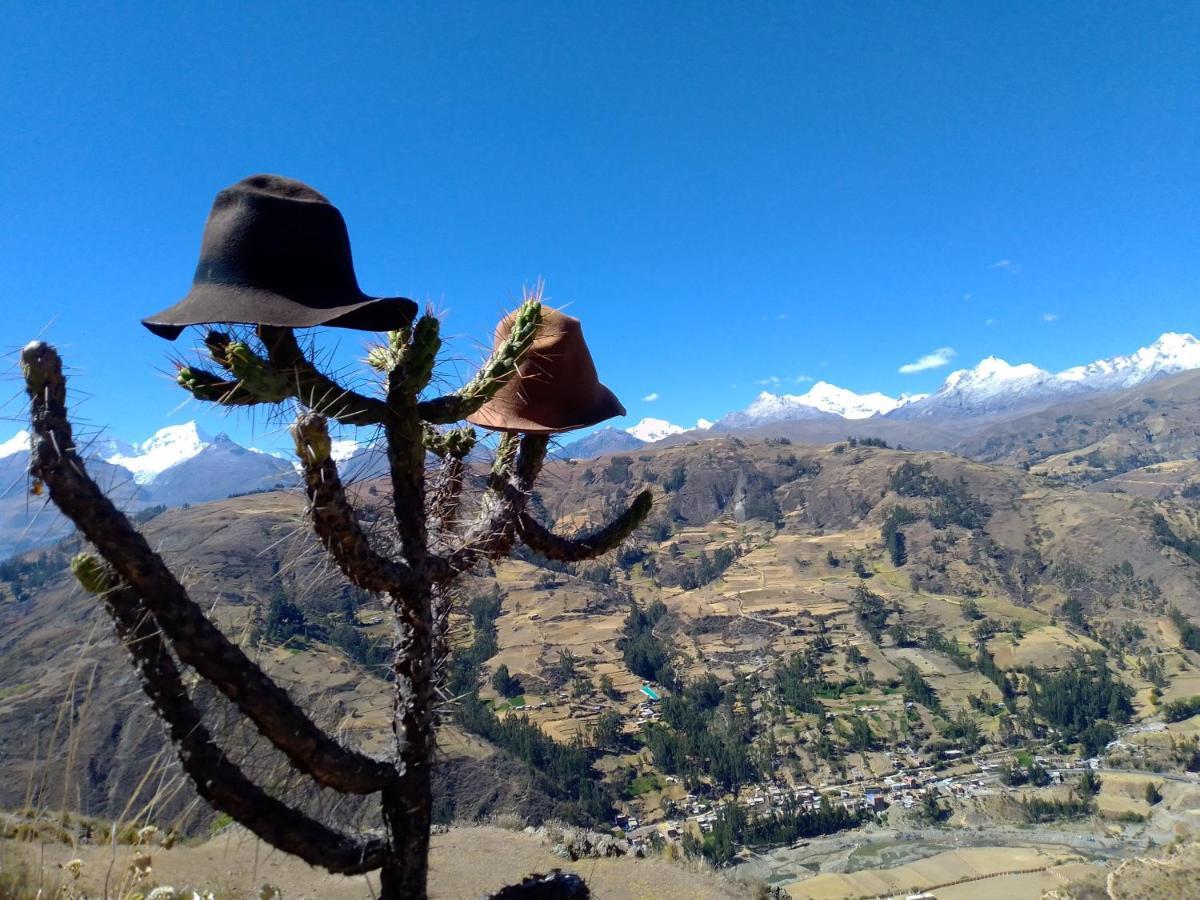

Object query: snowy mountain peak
[1058,332,1200,389]
[330,438,361,463]
[0,430,30,459]
[626,417,686,443]
[894,332,1200,419]
[734,382,902,424]
[141,421,210,453]
[1147,331,1200,354]
[976,356,1039,378]
[106,421,211,484]
[801,381,904,418]
[940,357,1050,391]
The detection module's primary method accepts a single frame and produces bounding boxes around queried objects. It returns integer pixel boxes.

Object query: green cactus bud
[177,367,238,403]
[71,552,117,595]
[388,325,412,350]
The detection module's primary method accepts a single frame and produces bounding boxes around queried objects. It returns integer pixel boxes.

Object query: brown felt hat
[467,307,625,434]
[142,175,417,340]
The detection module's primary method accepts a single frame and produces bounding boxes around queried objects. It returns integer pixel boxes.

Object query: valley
[5,394,1200,896]
[5,330,1200,900]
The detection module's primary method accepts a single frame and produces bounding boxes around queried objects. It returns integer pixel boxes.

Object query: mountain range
[2,331,1199,555]
[564,331,1200,456]
[0,422,297,557]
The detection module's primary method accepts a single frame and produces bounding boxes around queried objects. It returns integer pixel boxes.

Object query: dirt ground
[2,825,742,900]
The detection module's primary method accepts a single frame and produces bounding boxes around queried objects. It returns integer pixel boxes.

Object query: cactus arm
[257,326,389,426]
[176,365,268,406]
[517,489,653,561]
[176,329,388,425]
[21,341,396,795]
[422,424,476,461]
[430,434,549,580]
[292,412,416,593]
[80,568,388,874]
[416,299,541,424]
[202,331,293,401]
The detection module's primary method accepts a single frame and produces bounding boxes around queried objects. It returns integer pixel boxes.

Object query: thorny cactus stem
[210,335,293,402]
[423,425,477,460]
[398,314,442,392]
[418,297,542,424]
[22,294,652,900]
[291,411,334,465]
[176,366,262,406]
[21,340,397,796]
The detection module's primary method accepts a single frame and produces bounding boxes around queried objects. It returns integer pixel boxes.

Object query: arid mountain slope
[956,368,1200,475]
[4,433,1200,831]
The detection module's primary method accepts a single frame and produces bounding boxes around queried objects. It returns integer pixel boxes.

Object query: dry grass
[1,824,743,900]
[785,846,1096,899]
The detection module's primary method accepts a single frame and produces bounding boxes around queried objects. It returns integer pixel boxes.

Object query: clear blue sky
[2,2,1197,447]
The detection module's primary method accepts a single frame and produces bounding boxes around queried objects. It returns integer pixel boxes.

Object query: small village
[571,683,1187,861]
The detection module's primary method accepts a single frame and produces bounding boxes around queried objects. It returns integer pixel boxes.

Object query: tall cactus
[20,292,650,899]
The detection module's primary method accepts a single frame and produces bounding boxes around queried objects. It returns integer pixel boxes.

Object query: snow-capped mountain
[0,430,30,459]
[106,422,211,484]
[330,438,361,463]
[556,426,647,459]
[558,416,716,459]
[718,381,913,429]
[800,381,913,418]
[2,420,297,506]
[145,432,297,504]
[1057,332,1200,392]
[0,430,147,561]
[626,417,686,443]
[0,420,302,559]
[893,332,1200,420]
[890,357,1059,419]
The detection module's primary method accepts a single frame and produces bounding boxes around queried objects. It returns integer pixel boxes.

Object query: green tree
[1078,769,1101,798]
[264,592,306,643]
[593,710,623,749]
[491,663,522,698]
[599,673,621,700]
[1145,781,1163,805]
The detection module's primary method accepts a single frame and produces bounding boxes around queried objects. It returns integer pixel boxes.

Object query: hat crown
[231,174,330,204]
[141,175,417,339]
[194,175,361,311]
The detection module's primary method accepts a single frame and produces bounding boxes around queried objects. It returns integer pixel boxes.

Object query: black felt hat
[142,175,417,340]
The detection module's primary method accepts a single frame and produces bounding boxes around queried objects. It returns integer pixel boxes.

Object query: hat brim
[466,383,626,435]
[141,284,418,340]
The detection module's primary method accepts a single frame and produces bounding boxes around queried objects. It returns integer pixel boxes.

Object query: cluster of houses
[635,701,661,722]
[611,744,1111,849]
